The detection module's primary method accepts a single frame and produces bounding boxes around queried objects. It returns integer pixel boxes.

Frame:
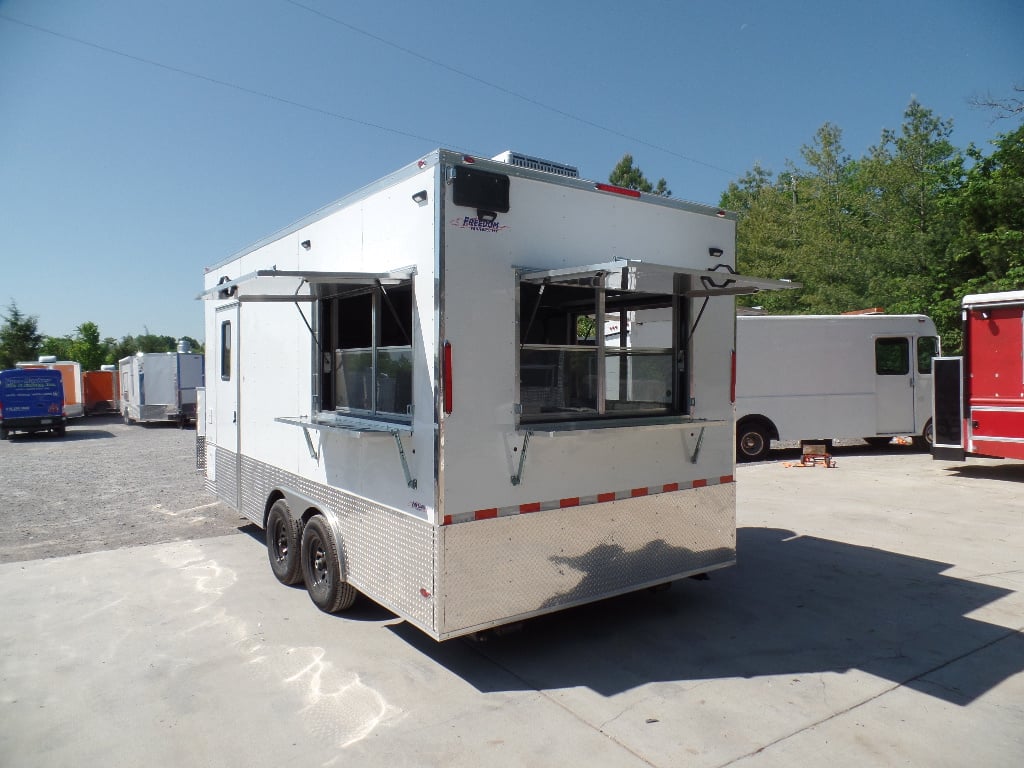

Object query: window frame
[314,279,414,426]
[516,269,690,427]
[220,320,232,381]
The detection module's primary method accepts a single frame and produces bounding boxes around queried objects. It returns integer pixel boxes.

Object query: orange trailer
[83,367,119,414]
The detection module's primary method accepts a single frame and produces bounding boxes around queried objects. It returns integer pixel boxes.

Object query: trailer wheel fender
[266,498,303,586]
[300,514,357,613]
[736,417,775,462]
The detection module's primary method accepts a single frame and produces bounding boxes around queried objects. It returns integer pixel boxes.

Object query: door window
[875,337,909,376]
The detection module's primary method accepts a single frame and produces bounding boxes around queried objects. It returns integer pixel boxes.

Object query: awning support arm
[511,431,532,486]
[391,430,417,489]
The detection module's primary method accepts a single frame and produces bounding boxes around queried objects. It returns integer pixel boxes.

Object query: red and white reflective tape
[442,475,734,526]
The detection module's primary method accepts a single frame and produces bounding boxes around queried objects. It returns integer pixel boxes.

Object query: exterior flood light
[709,247,724,258]
[300,240,311,250]
[412,190,428,204]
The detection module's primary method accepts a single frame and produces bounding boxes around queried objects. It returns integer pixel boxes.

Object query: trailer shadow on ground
[387,525,1024,706]
[943,462,1024,484]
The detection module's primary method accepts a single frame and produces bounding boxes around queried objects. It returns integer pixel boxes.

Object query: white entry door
[874,336,915,434]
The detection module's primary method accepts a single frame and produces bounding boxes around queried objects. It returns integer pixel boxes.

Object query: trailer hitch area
[390,430,417,489]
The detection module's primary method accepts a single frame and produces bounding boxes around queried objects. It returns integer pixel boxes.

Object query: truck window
[917,336,938,374]
[318,281,413,422]
[875,337,909,376]
[518,280,682,424]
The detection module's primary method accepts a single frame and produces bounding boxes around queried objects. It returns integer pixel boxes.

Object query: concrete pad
[2,452,1022,767]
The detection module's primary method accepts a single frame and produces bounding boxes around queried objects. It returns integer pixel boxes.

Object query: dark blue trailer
[0,368,67,439]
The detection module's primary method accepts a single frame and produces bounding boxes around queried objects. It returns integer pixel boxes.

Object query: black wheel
[300,516,357,613]
[0,427,9,440]
[266,500,302,585]
[737,422,771,462]
[54,426,66,437]
[864,437,892,449]
[913,420,933,451]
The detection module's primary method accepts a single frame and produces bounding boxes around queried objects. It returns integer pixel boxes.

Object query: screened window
[917,336,939,374]
[518,280,685,424]
[875,337,910,375]
[220,321,231,381]
[318,282,413,423]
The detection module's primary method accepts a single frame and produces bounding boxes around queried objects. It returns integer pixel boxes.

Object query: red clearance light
[417,159,427,168]
[595,183,641,198]
[716,210,727,218]
[443,341,453,415]
[462,155,476,164]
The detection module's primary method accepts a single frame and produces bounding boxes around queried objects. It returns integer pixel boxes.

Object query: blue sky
[1,0,1021,342]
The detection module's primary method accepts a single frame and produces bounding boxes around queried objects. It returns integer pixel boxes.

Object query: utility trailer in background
[83,366,119,414]
[933,290,1024,462]
[119,352,205,427]
[198,148,792,640]
[16,357,84,419]
[731,314,940,461]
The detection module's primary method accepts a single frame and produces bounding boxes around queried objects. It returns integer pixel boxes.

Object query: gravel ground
[0,414,247,564]
[0,415,922,565]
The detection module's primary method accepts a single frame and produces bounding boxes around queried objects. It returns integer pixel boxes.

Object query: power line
[282,0,740,177]
[0,13,447,148]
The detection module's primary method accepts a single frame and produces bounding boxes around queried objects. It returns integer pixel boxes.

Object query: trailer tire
[267,500,303,586]
[54,426,66,437]
[736,421,771,462]
[0,427,8,440]
[301,516,357,613]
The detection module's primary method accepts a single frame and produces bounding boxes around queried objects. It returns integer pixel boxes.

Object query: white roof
[962,290,1024,307]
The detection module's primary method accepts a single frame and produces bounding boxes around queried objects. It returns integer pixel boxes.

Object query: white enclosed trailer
[733,314,940,460]
[119,352,205,426]
[198,149,791,640]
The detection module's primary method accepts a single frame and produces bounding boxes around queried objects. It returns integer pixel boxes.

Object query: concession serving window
[516,259,793,427]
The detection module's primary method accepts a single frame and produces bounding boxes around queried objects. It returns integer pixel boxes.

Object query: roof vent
[492,150,579,178]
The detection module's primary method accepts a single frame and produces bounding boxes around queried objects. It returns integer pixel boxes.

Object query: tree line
[0,301,201,371]
[612,95,1023,353]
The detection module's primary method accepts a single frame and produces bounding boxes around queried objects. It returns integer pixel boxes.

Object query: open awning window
[198,267,417,302]
[519,259,797,297]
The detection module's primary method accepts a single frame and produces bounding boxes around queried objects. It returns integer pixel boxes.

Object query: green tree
[609,154,671,196]
[70,322,108,371]
[0,301,44,369]
[855,100,963,316]
[934,122,1024,351]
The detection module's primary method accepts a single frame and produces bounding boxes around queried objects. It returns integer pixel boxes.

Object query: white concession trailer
[198,149,791,640]
[119,351,205,426]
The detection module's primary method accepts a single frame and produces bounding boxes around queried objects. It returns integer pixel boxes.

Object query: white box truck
[119,351,205,427]
[733,314,940,461]
[198,148,792,640]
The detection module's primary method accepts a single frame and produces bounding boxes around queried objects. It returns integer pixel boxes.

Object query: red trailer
[933,290,1024,461]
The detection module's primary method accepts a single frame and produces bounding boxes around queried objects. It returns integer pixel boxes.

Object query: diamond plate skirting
[438,483,735,637]
[210,448,734,640]
[212,448,436,632]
